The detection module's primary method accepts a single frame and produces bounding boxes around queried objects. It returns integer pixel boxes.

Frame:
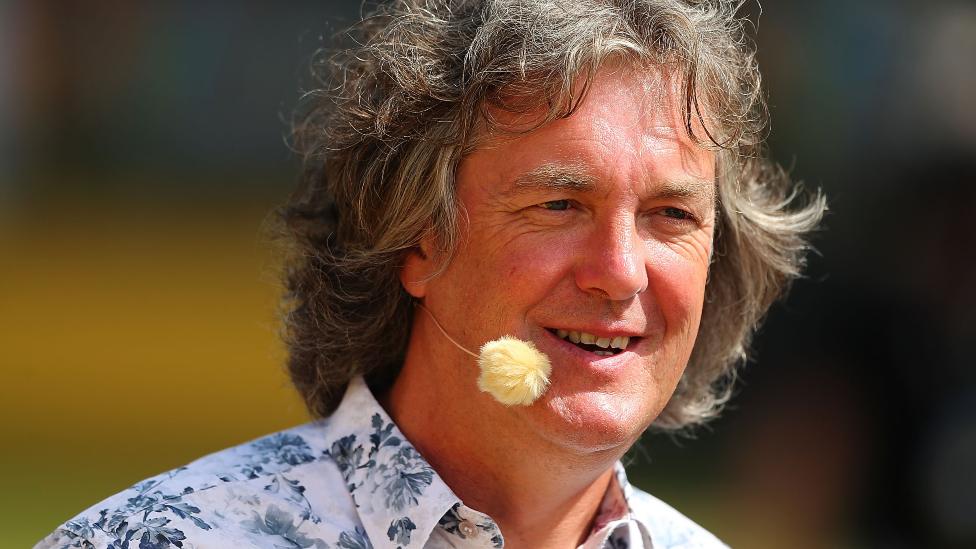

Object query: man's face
[402,64,715,453]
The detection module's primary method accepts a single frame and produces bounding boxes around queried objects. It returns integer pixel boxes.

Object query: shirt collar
[323,376,463,548]
[584,463,655,548]
[323,376,650,549]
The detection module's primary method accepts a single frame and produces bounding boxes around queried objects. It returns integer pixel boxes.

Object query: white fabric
[37,377,726,548]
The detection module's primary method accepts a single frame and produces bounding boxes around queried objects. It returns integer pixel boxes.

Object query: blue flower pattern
[36,377,726,549]
[337,526,373,549]
[386,517,416,545]
[242,504,327,549]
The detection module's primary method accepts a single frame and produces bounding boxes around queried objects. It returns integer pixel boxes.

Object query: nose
[574,214,648,301]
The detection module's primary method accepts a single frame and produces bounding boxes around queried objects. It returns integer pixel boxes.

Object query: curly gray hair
[279,0,825,430]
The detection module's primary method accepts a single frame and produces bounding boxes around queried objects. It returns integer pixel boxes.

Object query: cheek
[471,214,577,278]
[447,226,574,315]
[646,245,709,329]
[496,239,573,294]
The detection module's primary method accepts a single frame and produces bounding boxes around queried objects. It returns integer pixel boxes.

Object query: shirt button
[458,519,478,538]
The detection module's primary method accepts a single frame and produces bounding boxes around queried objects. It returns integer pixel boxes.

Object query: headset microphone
[417,303,551,406]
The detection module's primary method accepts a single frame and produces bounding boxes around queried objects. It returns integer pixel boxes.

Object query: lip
[537,327,642,376]
[542,326,642,355]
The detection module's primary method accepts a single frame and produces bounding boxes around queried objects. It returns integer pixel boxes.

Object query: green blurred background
[2,1,975,548]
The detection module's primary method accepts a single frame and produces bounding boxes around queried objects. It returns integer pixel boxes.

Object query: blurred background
[1,1,974,547]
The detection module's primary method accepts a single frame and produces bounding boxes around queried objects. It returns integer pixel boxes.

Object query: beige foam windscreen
[477,336,552,406]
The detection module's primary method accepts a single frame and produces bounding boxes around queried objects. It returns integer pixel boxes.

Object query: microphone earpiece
[417,303,551,406]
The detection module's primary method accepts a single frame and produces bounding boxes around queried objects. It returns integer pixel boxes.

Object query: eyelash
[537,201,696,223]
[538,200,571,211]
[661,207,694,221]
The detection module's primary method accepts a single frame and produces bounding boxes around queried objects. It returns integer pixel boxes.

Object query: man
[38,1,823,548]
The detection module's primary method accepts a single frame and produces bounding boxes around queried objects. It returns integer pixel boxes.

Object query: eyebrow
[512,164,596,193]
[511,163,714,202]
[654,178,715,202]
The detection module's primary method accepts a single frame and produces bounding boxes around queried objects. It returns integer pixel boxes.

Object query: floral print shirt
[37,377,726,549]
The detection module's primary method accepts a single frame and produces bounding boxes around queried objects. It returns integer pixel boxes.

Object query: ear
[399,237,436,298]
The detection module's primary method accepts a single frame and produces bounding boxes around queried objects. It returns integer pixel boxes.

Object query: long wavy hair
[278,0,825,430]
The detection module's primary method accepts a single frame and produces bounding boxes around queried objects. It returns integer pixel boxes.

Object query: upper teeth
[555,330,629,350]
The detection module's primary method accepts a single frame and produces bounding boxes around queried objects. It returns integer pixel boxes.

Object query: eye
[538,200,572,211]
[662,207,694,221]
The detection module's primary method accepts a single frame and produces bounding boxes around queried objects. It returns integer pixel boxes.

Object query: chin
[531,388,659,454]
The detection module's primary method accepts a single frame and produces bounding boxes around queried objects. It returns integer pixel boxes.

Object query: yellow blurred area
[0,199,308,547]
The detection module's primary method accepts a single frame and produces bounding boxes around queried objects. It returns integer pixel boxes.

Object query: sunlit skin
[384,63,716,549]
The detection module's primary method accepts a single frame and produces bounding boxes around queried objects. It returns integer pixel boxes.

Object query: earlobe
[399,241,434,298]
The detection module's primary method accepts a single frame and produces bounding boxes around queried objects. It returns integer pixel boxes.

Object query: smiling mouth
[545,328,637,357]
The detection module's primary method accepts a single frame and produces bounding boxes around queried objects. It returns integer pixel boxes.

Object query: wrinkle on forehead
[587,66,694,157]
[477,61,708,158]
[462,61,717,205]
[476,61,667,128]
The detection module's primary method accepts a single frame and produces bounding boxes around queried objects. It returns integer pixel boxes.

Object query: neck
[381,315,627,549]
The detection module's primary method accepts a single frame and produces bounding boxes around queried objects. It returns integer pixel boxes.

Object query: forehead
[463,63,715,196]
[482,63,687,141]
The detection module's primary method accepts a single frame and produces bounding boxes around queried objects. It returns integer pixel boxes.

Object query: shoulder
[628,485,729,549]
[34,422,364,549]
